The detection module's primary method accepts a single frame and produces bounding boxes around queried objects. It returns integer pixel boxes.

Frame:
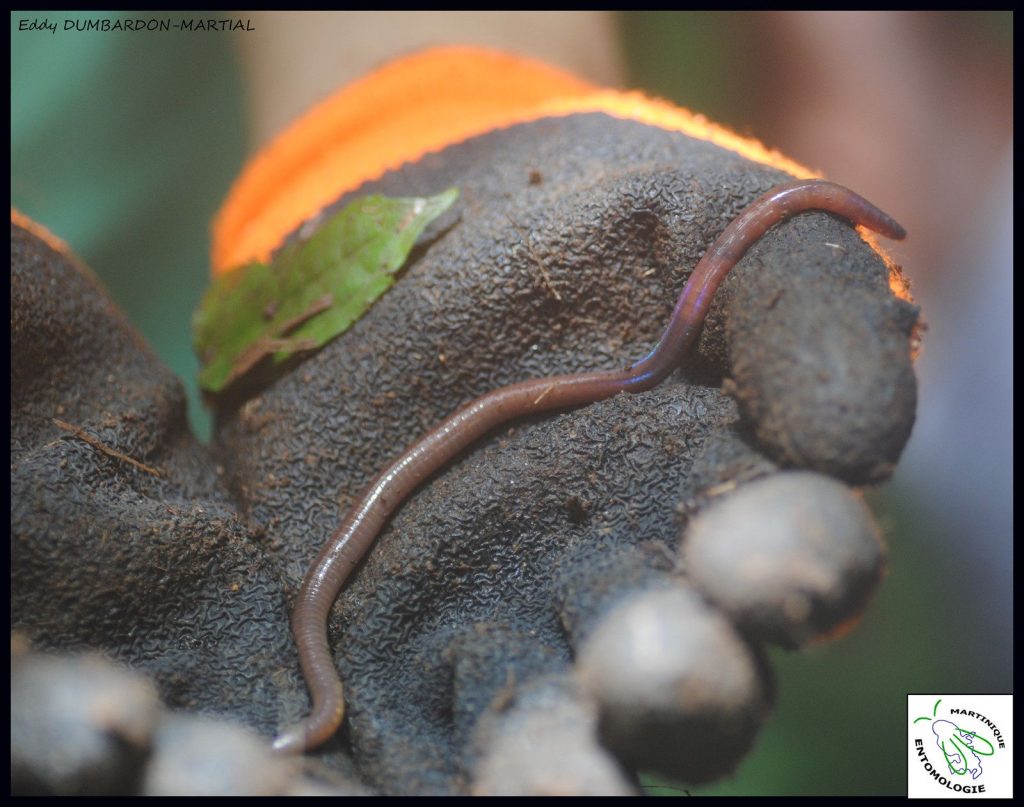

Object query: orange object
[11,208,75,258]
[212,46,817,276]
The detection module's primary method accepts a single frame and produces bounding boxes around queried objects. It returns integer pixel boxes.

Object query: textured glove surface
[11,112,917,795]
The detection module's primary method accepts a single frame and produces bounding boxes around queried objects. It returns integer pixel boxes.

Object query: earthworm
[273,178,906,753]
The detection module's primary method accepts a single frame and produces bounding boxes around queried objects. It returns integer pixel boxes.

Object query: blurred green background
[11,11,245,441]
[11,11,1012,796]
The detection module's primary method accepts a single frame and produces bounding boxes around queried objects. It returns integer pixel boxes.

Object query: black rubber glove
[10,112,917,795]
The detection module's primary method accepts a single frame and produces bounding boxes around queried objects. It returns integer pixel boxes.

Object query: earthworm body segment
[273,179,907,753]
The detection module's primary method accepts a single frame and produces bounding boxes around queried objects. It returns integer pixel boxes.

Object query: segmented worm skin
[273,179,906,753]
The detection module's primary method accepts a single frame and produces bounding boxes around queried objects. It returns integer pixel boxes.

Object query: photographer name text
[18,18,255,34]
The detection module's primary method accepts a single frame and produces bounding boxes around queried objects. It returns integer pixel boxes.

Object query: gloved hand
[10,48,918,796]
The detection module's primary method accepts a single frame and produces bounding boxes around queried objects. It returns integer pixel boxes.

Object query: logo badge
[908,694,1012,798]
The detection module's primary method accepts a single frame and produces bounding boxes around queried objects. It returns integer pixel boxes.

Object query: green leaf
[193,188,458,392]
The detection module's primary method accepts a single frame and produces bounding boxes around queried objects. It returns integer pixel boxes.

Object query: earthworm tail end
[272,582,345,754]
